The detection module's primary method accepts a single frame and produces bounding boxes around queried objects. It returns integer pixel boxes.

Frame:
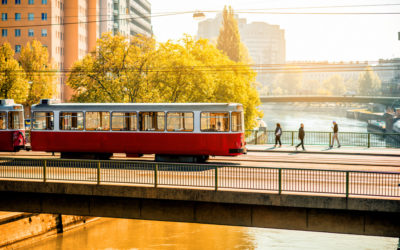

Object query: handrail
[1,157,399,198]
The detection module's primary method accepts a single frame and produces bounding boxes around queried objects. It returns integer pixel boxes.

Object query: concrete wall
[0,181,399,237]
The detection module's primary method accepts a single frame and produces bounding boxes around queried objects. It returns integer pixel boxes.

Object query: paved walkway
[247,144,400,156]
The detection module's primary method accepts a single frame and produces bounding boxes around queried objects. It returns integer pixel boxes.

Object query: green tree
[19,40,56,106]
[216,6,248,63]
[358,66,382,96]
[0,43,28,103]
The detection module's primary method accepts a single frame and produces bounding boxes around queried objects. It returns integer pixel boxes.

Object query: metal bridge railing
[245,130,400,148]
[1,157,400,198]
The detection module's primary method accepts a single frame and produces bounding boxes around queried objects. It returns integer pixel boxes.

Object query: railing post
[255,131,258,145]
[291,132,294,146]
[278,168,282,195]
[367,133,371,148]
[215,166,218,191]
[154,164,158,188]
[97,161,101,185]
[329,132,332,147]
[43,160,46,183]
[345,171,349,199]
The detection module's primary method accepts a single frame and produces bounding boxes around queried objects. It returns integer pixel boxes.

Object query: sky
[149,0,400,62]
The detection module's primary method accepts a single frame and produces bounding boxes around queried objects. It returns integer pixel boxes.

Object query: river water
[21,105,398,250]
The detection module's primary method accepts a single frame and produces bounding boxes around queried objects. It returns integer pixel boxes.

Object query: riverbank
[0,212,96,249]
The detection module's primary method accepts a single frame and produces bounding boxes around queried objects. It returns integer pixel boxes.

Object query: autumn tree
[68,33,158,103]
[19,40,56,106]
[216,6,249,63]
[358,67,382,96]
[321,75,346,95]
[271,66,303,95]
[67,34,262,130]
[0,43,28,103]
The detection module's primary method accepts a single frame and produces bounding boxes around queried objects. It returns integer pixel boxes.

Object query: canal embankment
[0,212,96,249]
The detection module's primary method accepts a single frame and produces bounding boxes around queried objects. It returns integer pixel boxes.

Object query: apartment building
[0,0,152,101]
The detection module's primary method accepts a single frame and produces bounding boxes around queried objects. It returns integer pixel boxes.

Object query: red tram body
[30,100,246,161]
[0,99,25,152]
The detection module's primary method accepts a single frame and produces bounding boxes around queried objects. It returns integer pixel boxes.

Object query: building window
[1,0,7,5]
[41,29,47,36]
[1,13,7,21]
[15,13,21,21]
[15,0,20,4]
[28,0,33,4]
[41,13,47,21]
[28,29,34,37]
[41,0,47,4]
[28,13,34,21]
[15,45,21,53]
[15,29,20,37]
[1,29,7,37]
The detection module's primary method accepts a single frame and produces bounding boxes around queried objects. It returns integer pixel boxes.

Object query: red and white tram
[0,99,25,152]
[30,100,246,162]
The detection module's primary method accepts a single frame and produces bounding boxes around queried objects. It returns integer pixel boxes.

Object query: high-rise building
[99,0,152,37]
[197,13,286,86]
[0,0,152,101]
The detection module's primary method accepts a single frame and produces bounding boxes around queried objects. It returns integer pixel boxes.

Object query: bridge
[260,95,400,105]
[0,157,400,238]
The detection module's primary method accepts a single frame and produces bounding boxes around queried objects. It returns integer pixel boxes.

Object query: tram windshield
[0,112,6,130]
[200,112,229,132]
[8,111,24,129]
[231,112,243,132]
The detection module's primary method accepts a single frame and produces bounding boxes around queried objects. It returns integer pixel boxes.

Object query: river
[21,105,398,250]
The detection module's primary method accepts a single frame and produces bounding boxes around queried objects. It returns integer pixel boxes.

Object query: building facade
[0,0,152,101]
[197,13,286,87]
[99,0,152,37]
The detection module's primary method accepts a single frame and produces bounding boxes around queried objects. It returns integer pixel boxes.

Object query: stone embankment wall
[0,212,90,249]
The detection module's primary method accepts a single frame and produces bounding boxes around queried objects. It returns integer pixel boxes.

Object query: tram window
[8,111,24,129]
[200,112,229,132]
[0,112,6,130]
[139,112,165,131]
[59,112,83,130]
[231,112,243,132]
[85,112,110,131]
[112,112,137,131]
[32,112,53,130]
[167,112,193,132]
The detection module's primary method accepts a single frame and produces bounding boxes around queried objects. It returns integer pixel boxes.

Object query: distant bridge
[260,96,399,105]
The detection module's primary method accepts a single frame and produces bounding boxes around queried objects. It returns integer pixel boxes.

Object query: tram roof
[0,99,23,111]
[31,102,243,112]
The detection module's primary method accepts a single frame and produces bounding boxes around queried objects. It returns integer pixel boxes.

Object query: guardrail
[0,158,399,198]
[246,130,400,148]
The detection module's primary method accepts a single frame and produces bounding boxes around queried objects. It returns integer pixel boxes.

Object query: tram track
[0,151,399,169]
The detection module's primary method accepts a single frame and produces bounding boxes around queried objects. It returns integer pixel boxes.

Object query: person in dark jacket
[274,123,282,147]
[295,123,305,150]
[330,121,341,148]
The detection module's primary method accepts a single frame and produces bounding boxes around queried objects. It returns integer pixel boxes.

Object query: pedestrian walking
[274,123,282,147]
[295,123,305,151]
[330,121,341,148]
